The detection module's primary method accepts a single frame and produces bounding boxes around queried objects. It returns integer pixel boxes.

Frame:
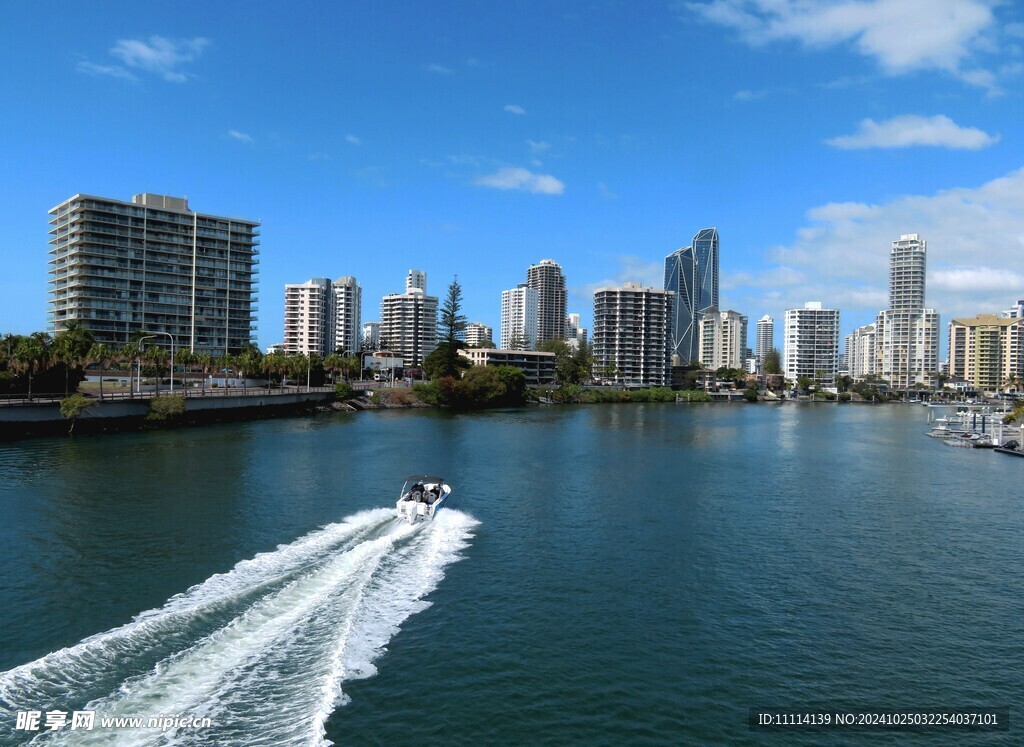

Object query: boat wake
[0,508,478,746]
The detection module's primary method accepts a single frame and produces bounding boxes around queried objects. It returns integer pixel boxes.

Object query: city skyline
[3,2,1023,350]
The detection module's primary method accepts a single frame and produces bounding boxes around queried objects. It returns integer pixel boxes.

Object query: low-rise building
[459,348,556,386]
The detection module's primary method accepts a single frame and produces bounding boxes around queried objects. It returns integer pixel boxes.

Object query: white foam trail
[0,509,478,747]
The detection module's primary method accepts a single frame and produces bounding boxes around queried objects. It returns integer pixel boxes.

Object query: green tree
[763,348,782,374]
[428,277,470,379]
[237,342,264,392]
[13,332,50,400]
[59,393,97,434]
[797,375,813,393]
[53,321,95,395]
[506,330,531,350]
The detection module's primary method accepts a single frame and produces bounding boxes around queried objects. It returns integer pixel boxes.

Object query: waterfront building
[756,315,774,365]
[283,277,332,356]
[500,284,539,349]
[783,302,840,383]
[283,275,362,356]
[846,323,879,380]
[875,234,939,388]
[48,193,259,355]
[948,314,1024,393]
[331,276,362,354]
[592,282,672,387]
[664,227,719,365]
[465,322,493,347]
[526,259,567,343]
[459,348,556,386]
[698,309,746,370]
[362,322,380,351]
[380,272,438,367]
[266,342,286,354]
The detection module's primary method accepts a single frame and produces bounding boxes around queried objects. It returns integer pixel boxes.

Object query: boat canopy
[404,475,445,484]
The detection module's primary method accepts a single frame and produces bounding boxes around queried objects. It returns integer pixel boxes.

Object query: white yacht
[396,475,451,523]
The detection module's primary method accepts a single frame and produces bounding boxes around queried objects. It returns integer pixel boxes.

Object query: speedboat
[396,475,451,523]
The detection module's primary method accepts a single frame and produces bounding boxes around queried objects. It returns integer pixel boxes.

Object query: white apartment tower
[406,269,426,293]
[362,322,380,351]
[48,193,259,355]
[527,259,567,344]
[784,302,840,383]
[283,278,332,356]
[875,234,939,388]
[566,313,588,350]
[332,276,362,354]
[380,272,438,367]
[465,322,493,347]
[283,275,363,356]
[846,323,879,380]
[592,282,672,387]
[500,284,539,349]
[698,309,746,370]
[756,315,774,365]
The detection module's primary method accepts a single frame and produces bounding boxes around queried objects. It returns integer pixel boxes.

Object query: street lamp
[138,332,176,395]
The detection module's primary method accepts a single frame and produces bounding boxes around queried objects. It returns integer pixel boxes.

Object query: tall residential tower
[664,227,719,365]
[48,193,259,355]
[526,259,567,344]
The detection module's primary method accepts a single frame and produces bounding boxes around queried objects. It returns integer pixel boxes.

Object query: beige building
[948,314,1024,393]
[380,271,438,367]
[698,309,746,370]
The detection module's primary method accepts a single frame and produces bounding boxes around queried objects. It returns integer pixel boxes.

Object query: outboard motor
[1004,439,1019,450]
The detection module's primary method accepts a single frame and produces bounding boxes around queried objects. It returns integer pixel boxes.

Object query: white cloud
[474,167,565,195]
[228,130,255,144]
[733,88,769,101]
[345,134,362,145]
[573,256,664,301]
[728,166,1024,323]
[504,104,526,115]
[427,63,454,75]
[109,36,209,82]
[526,139,550,152]
[76,61,137,81]
[827,114,999,150]
[687,0,1000,88]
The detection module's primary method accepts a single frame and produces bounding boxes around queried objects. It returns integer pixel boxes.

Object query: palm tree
[237,344,263,393]
[13,333,50,400]
[53,322,95,395]
[117,343,141,397]
[341,354,361,382]
[323,353,343,384]
[86,343,115,399]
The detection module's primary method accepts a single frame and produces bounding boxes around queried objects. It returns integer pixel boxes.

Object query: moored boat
[396,475,451,523]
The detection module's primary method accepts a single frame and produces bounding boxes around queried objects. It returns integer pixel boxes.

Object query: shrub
[742,389,758,402]
[147,394,186,421]
[59,394,97,434]
[334,381,354,400]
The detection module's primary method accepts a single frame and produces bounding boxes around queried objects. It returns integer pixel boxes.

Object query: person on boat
[410,483,424,502]
[426,484,441,504]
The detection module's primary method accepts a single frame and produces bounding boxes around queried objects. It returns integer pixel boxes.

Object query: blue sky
[2,0,1022,353]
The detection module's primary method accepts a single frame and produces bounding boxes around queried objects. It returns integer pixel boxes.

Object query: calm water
[0,404,1021,745]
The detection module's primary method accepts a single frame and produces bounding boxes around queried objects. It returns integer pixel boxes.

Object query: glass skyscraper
[664,227,719,365]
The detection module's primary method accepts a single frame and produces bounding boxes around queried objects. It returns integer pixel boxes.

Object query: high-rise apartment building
[664,227,719,365]
[465,322,493,347]
[948,314,1024,392]
[875,234,939,388]
[526,259,567,344]
[362,322,380,351]
[698,309,746,370]
[406,269,426,293]
[1002,300,1024,319]
[331,276,362,354]
[500,284,539,349]
[846,323,878,380]
[48,193,259,355]
[380,272,437,367]
[566,313,588,350]
[283,276,362,356]
[283,278,332,356]
[783,302,840,383]
[756,315,774,365]
[592,282,672,387]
